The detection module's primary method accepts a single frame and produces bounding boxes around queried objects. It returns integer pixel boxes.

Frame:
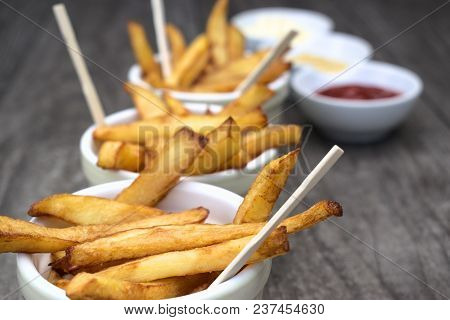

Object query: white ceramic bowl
[291,60,423,143]
[127,64,290,122]
[17,180,272,300]
[286,32,373,74]
[231,7,334,50]
[80,108,277,195]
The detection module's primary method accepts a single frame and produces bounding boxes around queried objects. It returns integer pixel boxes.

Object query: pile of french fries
[96,0,298,176]
[1,142,343,299]
[0,0,341,300]
[128,0,291,92]
[94,83,302,175]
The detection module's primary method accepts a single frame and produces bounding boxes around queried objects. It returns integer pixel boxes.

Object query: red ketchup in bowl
[317,84,400,100]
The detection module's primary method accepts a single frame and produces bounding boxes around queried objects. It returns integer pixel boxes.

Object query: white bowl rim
[128,64,290,103]
[231,7,334,33]
[16,179,271,300]
[287,31,373,60]
[80,108,277,181]
[291,60,423,108]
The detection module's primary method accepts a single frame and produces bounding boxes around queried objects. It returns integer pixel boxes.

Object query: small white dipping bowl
[17,180,272,300]
[291,60,423,143]
[231,7,334,50]
[127,64,290,123]
[80,108,277,195]
[286,32,373,74]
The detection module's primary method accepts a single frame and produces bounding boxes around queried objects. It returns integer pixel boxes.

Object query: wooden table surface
[0,0,449,300]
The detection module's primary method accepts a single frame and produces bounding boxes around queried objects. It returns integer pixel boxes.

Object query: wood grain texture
[0,0,448,299]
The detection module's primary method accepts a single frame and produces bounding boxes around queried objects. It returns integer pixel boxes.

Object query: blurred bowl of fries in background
[125,0,292,120]
[81,61,302,194]
[80,106,298,194]
[17,180,272,299]
[127,63,290,118]
[231,7,334,50]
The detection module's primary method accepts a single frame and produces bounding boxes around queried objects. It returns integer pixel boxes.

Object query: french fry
[82,207,208,240]
[56,200,341,271]
[220,84,275,116]
[193,54,290,92]
[166,23,186,67]
[282,200,343,233]
[124,83,169,119]
[165,34,209,88]
[0,208,208,253]
[97,141,161,173]
[186,117,241,175]
[97,141,147,172]
[96,121,291,175]
[233,149,299,223]
[53,258,134,275]
[51,250,66,263]
[206,0,229,67]
[162,92,190,116]
[58,223,256,271]
[92,122,159,144]
[97,141,121,169]
[92,109,267,144]
[210,125,302,170]
[115,128,207,206]
[66,273,217,300]
[225,126,299,170]
[189,81,237,93]
[127,21,162,88]
[243,125,302,160]
[95,227,288,282]
[28,194,165,225]
[258,58,291,84]
[179,48,210,88]
[196,50,267,85]
[165,109,267,135]
[0,216,78,253]
[93,121,148,144]
[227,25,245,60]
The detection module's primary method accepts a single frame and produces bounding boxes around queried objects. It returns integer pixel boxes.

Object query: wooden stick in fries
[53,4,105,126]
[151,0,172,78]
[210,145,344,287]
[236,30,297,93]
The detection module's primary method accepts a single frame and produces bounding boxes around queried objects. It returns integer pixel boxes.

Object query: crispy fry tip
[326,201,343,217]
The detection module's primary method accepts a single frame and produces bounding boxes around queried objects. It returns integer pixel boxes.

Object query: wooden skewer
[53,3,105,126]
[209,145,344,287]
[151,0,172,79]
[236,30,297,93]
